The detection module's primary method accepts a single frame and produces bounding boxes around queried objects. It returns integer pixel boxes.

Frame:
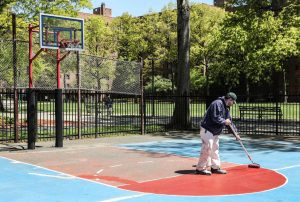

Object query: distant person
[103,94,113,115]
[195,92,240,176]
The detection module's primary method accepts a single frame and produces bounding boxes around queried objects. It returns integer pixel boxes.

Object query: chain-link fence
[0,39,141,95]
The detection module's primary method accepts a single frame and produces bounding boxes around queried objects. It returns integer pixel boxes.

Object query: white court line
[10,160,22,164]
[1,156,117,188]
[138,175,180,183]
[110,164,123,168]
[137,161,153,164]
[28,172,76,179]
[273,164,300,171]
[117,163,242,187]
[96,169,104,174]
[99,193,148,202]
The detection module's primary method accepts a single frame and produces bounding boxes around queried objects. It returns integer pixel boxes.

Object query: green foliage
[11,0,92,21]
[190,68,206,91]
[211,0,299,89]
[81,58,116,90]
[111,13,143,61]
[144,75,173,93]
[0,0,12,13]
[85,16,116,57]
[189,4,225,92]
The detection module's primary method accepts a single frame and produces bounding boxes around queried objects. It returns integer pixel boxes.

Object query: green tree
[144,75,173,93]
[173,0,191,129]
[85,16,116,57]
[211,0,299,97]
[0,0,12,13]
[111,13,143,61]
[189,4,225,95]
[11,0,92,20]
[81,57,116,91]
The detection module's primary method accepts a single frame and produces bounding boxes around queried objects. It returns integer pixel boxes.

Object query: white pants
[196,127,221,170]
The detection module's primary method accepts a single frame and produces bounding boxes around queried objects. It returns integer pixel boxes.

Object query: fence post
[95,92,99,138]
[27,89,37,149]
[12,13,19,142]
[276,95,279,135]
[140,58,144,135]
[151,59,155,117]
[76,51,81,139]
[55,89,63,147]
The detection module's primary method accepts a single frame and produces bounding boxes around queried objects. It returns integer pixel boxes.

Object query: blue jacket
[201,96,235,135]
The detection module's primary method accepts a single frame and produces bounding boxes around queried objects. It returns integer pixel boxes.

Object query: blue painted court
[0,135,299,202]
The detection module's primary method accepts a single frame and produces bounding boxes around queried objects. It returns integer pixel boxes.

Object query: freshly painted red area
[78,175,138,185]
[120,165,286,196]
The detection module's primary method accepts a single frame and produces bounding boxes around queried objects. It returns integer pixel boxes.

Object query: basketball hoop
[59,39,80,50]
[40,13,84,51]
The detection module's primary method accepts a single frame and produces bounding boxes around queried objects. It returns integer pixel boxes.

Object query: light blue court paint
[119,136,300,202]
[0,135,299,202]
[0,157,146,202]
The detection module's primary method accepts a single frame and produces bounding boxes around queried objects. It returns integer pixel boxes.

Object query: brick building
[78,2,113,22]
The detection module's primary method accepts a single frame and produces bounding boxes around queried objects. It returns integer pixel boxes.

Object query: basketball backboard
[39,13,84,51]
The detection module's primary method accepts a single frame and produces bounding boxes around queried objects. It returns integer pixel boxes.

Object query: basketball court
[1,11,299,202]
[0,133,299,202]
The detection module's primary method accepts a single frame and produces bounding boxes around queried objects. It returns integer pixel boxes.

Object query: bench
[239,106,283,120]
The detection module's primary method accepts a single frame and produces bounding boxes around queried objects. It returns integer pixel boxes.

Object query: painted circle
[120,165,287,196]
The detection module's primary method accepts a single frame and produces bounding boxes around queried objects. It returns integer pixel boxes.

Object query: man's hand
[224,119,231,125]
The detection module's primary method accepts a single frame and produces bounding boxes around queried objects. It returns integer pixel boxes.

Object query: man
[195,92,240,176]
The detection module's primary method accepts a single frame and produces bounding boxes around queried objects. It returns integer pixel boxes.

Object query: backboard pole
[56,32,61,89]
[29,24,33,88]
[55,32,63,147]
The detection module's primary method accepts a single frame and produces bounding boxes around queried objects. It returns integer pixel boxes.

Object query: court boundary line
[273,164,300,171]
[0,150,290,198]
[0,156,117,189]
[99,193,149,202]
[116,165,289,198]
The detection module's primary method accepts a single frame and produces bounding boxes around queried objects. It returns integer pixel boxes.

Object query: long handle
[238,139,254,163]
[228,124,254,164]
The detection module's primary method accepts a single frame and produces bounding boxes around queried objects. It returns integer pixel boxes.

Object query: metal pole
[55,89,63,147]
[57,34,61,89]
[55,32,63,147]
[12,13,19,142]
[27,89,36,149]
[28,24,33,88]
[276,96,279,135]
[151,59,155,117]
[140,58,144,135]
[76,51,81,139]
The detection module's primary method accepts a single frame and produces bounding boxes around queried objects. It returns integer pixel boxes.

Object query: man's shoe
[211,168,227,174]
[195,169,212,175]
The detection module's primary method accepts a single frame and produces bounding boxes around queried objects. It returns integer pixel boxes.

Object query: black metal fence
[0,89,142,142]
[1,90,300,143]
[144,94,300,136]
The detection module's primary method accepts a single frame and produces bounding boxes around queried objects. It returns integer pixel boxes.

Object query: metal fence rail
[144,95,300,136]
[1,91,300,143]
[0,89,142,142]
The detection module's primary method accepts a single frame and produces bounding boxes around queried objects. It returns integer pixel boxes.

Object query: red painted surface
[120,165,286,196]
[78,174,138,185]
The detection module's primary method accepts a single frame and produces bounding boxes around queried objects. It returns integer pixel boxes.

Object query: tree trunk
[245,76,250,102]
[172,0,191,130]
[204,58,210,96]
[0,97,4,112]
[283,68,287,103]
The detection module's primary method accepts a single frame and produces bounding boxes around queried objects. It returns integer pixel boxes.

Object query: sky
[82,0,214,17]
